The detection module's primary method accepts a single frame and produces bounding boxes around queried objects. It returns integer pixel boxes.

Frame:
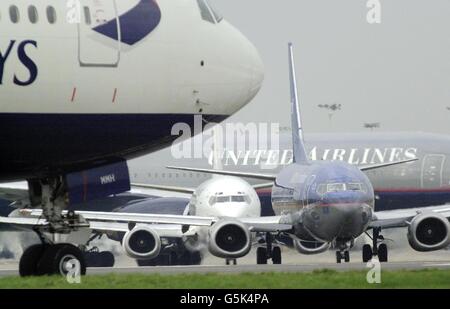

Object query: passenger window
[9,5,20,23]
[28,6,38,24]
[197,0,215,24]
[46,6,56,24]
[83,6,91,25]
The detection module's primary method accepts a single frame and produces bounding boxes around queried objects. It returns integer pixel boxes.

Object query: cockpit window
[347,183,363,192]
[206,0,223,22]
[197,0,216,24]
[209,195,250,205]
[231,196,245,202]
[327,183,346,192]
[317,183,366,194]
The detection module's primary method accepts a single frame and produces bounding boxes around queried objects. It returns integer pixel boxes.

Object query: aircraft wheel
[19,244,47,277]
[362,244,373,262]
[344,251,350,263]
[272,246,282,264]
[256,247,267,264]
[37,244,86,276]
[378,244,388,263]
[336,251,342,264]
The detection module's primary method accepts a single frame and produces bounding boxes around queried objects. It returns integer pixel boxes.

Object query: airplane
[0,0,264,275]
[7,43,449,275]
[130,43,450,265]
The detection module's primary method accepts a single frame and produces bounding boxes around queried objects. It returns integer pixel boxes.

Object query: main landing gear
[19,178,90,277]
[362,227,388,263]
[20,243,87,277]
[256,233,282,265]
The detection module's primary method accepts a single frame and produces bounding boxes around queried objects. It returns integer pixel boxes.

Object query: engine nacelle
[122,226,161,259]
[293,238,329,255]
[208,219,251,259]
[407,213,450,252]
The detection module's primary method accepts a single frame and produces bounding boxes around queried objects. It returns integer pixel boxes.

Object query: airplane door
[421,154,445,189]
[78,0,120,67]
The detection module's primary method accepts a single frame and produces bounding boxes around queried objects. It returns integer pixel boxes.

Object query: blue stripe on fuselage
[93,0,161,45]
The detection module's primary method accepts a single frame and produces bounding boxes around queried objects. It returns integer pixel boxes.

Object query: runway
[0,260,449,277]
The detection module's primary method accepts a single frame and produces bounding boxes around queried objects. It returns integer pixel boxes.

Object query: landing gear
[335,240,352,263]
[362,227,388,263]
[226,259,237,265]
[18,178,90,277]
[362,244,373,262]
[20,243,86,276]
[256,247,267,264]
[336,250,350,263]
[256,233,282,265]
[272,246,282,264]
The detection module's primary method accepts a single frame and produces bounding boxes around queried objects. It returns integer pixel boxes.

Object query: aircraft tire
[19,244,47,277]
[37,244,86,276]
[272,246,282,264]
[256,247,267,264]
[362,244,373,262]
[344,251,350,263]
[378,244,388,263]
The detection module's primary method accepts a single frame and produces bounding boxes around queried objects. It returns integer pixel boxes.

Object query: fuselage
[272,161,374,242]
[128,131,450,212]
[0,0,264,181]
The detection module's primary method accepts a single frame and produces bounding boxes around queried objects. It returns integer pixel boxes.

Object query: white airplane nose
[248,47,265,102]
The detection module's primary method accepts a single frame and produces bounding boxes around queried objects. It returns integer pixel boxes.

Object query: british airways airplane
[0,0,263,274]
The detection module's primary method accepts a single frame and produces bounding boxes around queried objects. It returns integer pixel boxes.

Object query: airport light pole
[318,103,342,129]
[364,122,381,131]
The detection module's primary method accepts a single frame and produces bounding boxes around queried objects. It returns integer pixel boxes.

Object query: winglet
[288,43,309,164]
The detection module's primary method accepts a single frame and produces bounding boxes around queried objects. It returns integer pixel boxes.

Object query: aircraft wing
[131,183,196,194]
[12,208,292,234]
[370,205,450,229]
[0,182,29,203]
[166,158,418,182]
[166,166,277,181]
[359,158,418,172]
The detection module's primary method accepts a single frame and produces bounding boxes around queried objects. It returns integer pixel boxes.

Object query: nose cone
[304,202,373,242]
[215,203,250,218]
[207,21,265,115]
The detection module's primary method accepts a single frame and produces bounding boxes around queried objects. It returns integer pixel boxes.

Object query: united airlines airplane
[0,0,264,275]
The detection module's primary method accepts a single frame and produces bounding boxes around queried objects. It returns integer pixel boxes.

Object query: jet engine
[208,219,251,258]
[407,213,450,252]
[122,226,161,259]
[293,238,329,254]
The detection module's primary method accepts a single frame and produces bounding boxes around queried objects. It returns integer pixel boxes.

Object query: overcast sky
[212,0,450,134]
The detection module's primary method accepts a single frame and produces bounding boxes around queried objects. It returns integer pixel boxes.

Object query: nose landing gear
[336,250,350,263]
[362,227,388,262]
